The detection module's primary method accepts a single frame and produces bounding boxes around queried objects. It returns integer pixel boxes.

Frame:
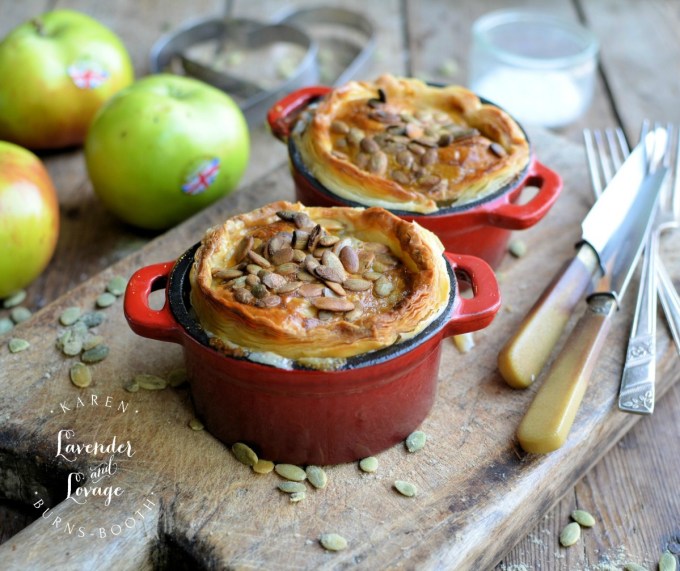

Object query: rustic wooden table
[0,1,678,570]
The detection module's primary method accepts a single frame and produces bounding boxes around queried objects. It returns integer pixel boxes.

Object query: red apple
[0,9,134,150]
[0,141,60,298]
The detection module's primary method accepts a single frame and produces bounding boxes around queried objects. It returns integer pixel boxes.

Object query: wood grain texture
[494,0,680,567]
[0,126,678,570]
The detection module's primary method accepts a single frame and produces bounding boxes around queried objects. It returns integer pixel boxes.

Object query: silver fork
[583,124,680,415]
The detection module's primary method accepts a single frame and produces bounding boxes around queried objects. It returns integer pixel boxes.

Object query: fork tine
[606,128,626,170]
[583,129,604,198]
[673,124,680,218]
[594,129,614,184]
[614,127,630,159]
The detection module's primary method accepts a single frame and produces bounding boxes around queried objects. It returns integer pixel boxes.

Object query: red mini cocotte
[125,241,501,465]
[268,85,562,268]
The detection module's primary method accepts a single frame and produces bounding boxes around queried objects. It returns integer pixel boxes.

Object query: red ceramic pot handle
[267,85,333,141]
[124,261,182,344]
[443,252,501,337]
[487,159,563,229]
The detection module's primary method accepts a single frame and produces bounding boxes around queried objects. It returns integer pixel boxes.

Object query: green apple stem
[31,18,46,36]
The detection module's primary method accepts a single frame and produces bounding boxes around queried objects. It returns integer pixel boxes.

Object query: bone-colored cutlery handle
[619,237,657,414]
[498,245,600,389]
[658,261,680,355]
[517,294,617,454]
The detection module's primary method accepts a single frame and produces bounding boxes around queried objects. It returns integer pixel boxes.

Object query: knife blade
[498,128,666,389]
[516,130,669,454]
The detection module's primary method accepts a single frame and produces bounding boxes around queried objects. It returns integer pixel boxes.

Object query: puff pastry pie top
[190,201,450,370]
[293,74,530,213]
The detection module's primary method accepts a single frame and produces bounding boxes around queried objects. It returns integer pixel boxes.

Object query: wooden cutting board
[0,128,677,570]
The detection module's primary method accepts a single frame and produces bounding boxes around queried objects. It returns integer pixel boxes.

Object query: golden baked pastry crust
[189,201,450,367]
[293,74,530,213]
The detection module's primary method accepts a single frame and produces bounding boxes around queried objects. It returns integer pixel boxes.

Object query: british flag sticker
[67,60,110,90]
[181,157,221,196]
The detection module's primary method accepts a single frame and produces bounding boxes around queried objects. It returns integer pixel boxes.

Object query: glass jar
[469,10,599,129]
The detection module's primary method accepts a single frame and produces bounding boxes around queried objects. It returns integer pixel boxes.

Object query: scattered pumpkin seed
[214,268,244,280]
[79,311,106,328]
[278,481,306,494]
[69,362,92,388]
[559,522,581,547]
[394,480,417,497]
[359,457,378,473]
[289,491,306,503]
[453,333,475,353]
[324,280,347,297]
[81,344,109,364]
[0,317,13,335]
[59,306,82,326]
[623,564,648,571]
[10,306,31,324]
[306,466,328,489]
[234,288,255,304]
[247,250,271,268]
[234,236,254,262]
[405,430,427,452]
[168,368,188,388]
[3,290,26,309]
[362,271,382,281]
[188,418,204,431]
[343,278,372,292]
[124,379,140,393]
[660,551,678,571]
[570,509,595,528]
[8,338,30,353]
[232,442,258,467]
[315,265,344,284]
[252,459,275,474]
[374,277,394,298]
[345,307,363,322]
[82,334,104,351]
[319,234,340,247]
[96,292,116,308]
[59,328,84,356]
[314,297,354,312]
[489,142,507,157]
[106,276,128,297]
[274,464,307,482]
[319,533,348,552]
[134,373,167,390]
[508,239,527,258]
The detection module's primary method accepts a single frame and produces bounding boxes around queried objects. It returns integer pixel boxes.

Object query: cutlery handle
[517,294,617,453]
[498,244,600,388]
[658,261,680,355]
[619,236,658,414]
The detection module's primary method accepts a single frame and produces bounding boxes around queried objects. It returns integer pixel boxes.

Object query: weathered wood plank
[0,125,677,569]
[405,0,618,145]
[496,0,680,568]
[580,0,680,141]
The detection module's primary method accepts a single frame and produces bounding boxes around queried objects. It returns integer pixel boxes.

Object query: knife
[498,128,666,389]
[516,127,669,454]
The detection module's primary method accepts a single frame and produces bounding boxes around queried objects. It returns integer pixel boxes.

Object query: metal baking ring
[150,17,318,126]
[272,6,376,87]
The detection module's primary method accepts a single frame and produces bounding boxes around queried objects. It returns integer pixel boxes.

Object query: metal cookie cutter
[150,7,375,126]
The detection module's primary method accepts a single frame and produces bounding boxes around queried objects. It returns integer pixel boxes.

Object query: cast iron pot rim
[287,93,532,217]
[167,243,458,372]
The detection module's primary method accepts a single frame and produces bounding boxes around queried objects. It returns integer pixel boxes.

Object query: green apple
[0,141,60,298]
[0,9,133,150]
[85,74,250,230]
